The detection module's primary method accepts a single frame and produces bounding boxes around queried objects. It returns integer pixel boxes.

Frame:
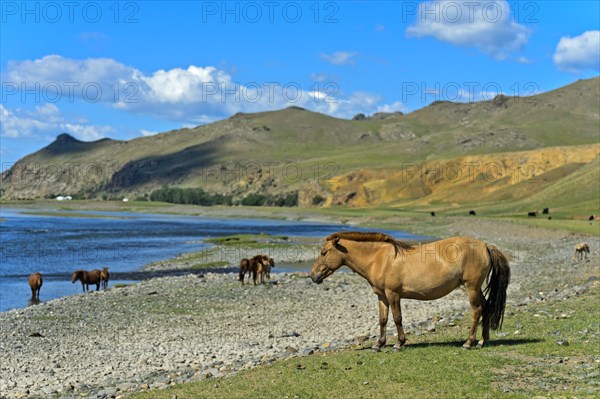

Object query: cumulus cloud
[0,104,113,141]
[320,51,358,65]
[5,55,400,122]
[406,0,530,60]
[553,31,600,73]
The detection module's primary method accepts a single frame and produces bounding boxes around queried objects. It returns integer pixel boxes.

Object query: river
[0,208,420,312]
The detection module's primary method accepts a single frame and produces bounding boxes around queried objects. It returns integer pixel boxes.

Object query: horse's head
[311,236,346,284]
[71,271,80,283]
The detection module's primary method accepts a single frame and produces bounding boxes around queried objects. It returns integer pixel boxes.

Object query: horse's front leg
[372,295,389,352]
[388,293,406,351]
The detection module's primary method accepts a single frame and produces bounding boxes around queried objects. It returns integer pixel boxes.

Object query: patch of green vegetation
[189,261,229,269]
[131,286,600,399]
[113,283,133,288]
[204,234,289,245]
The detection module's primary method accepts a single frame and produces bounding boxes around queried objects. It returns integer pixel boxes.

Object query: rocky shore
[1,219,598,399]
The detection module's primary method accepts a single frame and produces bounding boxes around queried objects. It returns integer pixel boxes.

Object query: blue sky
[1,0,599,166]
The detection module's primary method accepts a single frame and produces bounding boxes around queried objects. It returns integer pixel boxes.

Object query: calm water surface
[0,208,420,312]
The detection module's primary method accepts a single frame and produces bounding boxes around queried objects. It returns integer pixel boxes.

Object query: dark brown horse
[72,269,102,292]
[100,267,110,290]
[28,272,43,300]
[239,255,266,285]
[311,232,510,350]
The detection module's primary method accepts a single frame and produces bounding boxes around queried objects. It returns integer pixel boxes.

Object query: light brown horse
[239,255,266,285]
[311,232,510,350]
[257,255,275,284]
[72,269,102,292]
[574,243,590,261]
[100,267,110,290]
[28,272,43,300]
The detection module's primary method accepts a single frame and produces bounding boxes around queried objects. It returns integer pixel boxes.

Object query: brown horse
[239,255,266,285]
[28,272,43,300]
[311,232,510,350]
[574,243,590,261]
[72,269,102,292]
[100,267,110,290]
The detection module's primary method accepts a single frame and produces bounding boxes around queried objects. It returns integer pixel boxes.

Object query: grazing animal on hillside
[311,232,510,350]
[28,273,43,300]
[239,255,266,285]
[72,269,102,292]
[469,210,476,216]
[589,215,596,221]
[528,211,537,217]
[430,211,436,217]
[542,208,549,214]
[574,243,590,261]
[100,267,110,290]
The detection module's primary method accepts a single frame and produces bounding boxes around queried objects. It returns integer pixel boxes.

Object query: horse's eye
[321,249,328,256]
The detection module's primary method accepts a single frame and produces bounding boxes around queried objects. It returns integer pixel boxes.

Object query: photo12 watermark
[1,81,140,104]
[400,81,540,104]
[1,1,140,23]
[401,1,539,24]
[200,1,340,24]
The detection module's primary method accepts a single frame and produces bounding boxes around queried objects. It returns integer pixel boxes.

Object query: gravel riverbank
[1,218,598,398]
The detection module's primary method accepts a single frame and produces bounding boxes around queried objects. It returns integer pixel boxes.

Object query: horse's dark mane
[326,231,414,255]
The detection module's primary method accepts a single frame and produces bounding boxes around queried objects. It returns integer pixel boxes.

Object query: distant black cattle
[430,211,436,217]
[589,215,596,221]
[528,212,537,217]
[469,210,476,216]
[542,208,549,214]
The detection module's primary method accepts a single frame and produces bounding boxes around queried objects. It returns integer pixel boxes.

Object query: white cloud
[140,129,158,136]
[553,31,600,73]
[5,55,402,122]
[406,0,530,60]
[0,104,113,141]
[376,101,410,114]
[320,51,358,66]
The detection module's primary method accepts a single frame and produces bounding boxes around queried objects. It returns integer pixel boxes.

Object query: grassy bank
[2,200,598,236]
[131,285,600,399]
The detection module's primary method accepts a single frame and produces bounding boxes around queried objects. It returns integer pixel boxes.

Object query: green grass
[204,234,289,245]
[189,261,229,269]
[131,286,600,399]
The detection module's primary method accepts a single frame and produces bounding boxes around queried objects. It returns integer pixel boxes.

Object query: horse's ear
[332,237,340,245]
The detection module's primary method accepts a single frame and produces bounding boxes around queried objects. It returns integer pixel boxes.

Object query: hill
[1,77,599,213]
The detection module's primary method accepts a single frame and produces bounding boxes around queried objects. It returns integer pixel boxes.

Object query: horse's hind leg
[477,289,489,348]
[372,295,389,352]
[463,287,484,349]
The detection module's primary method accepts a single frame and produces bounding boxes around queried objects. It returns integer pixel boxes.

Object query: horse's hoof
[393,345,404,352]
[462,344,471,350]
[371,346,381,353]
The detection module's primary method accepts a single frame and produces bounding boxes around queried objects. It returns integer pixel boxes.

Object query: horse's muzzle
[311,273,324,284]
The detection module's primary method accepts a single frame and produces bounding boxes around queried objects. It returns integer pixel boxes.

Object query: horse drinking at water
[28,272,43,300]
[311,232,510,350]
[72,269,102,292]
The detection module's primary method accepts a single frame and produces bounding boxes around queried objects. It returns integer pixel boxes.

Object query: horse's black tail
[483,244,511,330]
